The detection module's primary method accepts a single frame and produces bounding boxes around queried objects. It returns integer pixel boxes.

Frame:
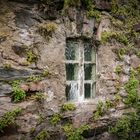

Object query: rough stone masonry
[0,0,140,140]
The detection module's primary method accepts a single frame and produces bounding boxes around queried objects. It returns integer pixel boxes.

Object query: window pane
[66,85,71,101]
[66,64,77,80]
[92,64,96,80]
[65,41,78,60]
[84,64,92,80]
[84,42,92,61]
[65,83,78,101]
[84,83,91,98]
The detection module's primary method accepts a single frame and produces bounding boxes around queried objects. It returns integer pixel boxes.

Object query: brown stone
[130,55,140,68]
[36,82,45,91]
[95,0,111,11]
[20,84,29,92]
[67,7,76,21]
[135,38,140,47]
[133,22,140,32]
[29,82,38,92]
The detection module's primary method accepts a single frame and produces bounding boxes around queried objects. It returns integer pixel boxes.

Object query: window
[65,39,96,102]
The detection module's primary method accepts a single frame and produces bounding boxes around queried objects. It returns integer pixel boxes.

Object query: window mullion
[77,40,84,102]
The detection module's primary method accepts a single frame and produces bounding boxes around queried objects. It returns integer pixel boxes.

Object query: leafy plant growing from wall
[109,72,140,140]
[63,0,101,22]
[26,75,42,82]
[61,103,76,112]
[0,108,22,133]
[93,101,104,120]
[101,31,129,45]
[26,50,38,64]
[49,113,61,125]
[11,80,26,103]
[124,73,139,105]
[62,123,89,140]
[38,23,56,40]
[34,92,45,103]
[35,129,49,140]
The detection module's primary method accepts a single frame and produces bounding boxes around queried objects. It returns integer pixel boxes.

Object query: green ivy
[124,74,139,105]
[109,72,140,140]
[109,116,131,139]
[109,111,140,140]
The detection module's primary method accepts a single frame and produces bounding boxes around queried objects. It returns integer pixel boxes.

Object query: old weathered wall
[0,0,140,140]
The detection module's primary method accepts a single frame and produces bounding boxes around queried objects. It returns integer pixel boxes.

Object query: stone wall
[0,0,140,140]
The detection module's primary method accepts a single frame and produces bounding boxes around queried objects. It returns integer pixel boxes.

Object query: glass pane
[84,83,91,98]
[66,85,71,101]
[84,42,92,61]
[65,83,78,101]
[65,41,78,60]
[84,64,92,80]
[92,64,96,80]
[66,64,77,80]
